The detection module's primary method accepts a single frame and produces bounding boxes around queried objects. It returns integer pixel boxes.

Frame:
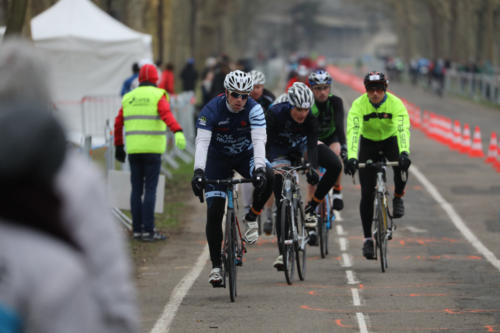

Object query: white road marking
[339,237,348,252]
[342,253,352,267]
[404,226,428,233]
[150,245,209,333]
[346,270,359,284]
[334,209,343,221]
[411,165,500,273]
[336,224,345,235]
[351,288,361,306]
[356,312,369,333]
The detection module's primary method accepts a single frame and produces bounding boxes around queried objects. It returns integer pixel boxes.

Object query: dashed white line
[150,245,209,333]
[336,224,345,235]
[345,270,358,284]
[351,288,361,306]
[339,237,348,252]
[411,165,500,273]
[356,312,369,333]
[341,253,352,267]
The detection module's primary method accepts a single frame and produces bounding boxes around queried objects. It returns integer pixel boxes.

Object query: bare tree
[4,0,28,37]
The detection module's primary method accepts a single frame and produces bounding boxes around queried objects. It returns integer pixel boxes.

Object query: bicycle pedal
[284,239,293,245]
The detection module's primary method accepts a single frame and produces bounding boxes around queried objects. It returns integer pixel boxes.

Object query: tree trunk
[4,0,28,37]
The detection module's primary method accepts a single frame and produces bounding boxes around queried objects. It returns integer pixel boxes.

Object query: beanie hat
[139,64,159,84]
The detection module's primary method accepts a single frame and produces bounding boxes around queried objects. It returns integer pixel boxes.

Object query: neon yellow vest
[122,86,169,154]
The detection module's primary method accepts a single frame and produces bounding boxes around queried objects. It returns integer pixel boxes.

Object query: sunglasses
[366,87,385,93]
[312,85,330,91]
[229,91,249,100]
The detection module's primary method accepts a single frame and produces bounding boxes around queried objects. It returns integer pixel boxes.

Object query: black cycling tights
[274,143,342,253]
[205,166,274,267]
[358,136,408,238]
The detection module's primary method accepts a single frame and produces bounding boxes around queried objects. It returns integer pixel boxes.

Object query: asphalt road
[136,82,500,333]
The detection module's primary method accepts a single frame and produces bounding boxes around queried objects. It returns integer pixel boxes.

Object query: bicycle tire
[281,202,295,285]
[319,201,327,258]
[377,193,388,272]
[295,204,306,281]
[226,210,237,301]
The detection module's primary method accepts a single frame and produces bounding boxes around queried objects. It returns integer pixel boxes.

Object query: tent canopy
[31,0,153,138]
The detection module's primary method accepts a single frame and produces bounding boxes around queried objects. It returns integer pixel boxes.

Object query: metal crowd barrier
[80,91,196,178]
[445,71,500,105]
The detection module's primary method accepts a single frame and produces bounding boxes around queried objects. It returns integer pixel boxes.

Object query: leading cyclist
[191,70,274,286]
[344,71,411,260]
[266,82,342,270]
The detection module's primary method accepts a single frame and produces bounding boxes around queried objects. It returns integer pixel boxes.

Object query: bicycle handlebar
[273,163,310,174]
[196,177,253,203]
[358,161,399,168]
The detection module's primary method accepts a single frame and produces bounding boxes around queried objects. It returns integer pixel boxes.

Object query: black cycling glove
[398,152,411,171]
[191,169,205,199]
[115,145,126,163]
[252,167,267,190]
[344,158,358,176]
[306,168,319,185]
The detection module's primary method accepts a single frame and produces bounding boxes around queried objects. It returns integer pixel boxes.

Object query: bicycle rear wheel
[376,194,389,272]
[318,201,328,258]
[281,202,295,285]
[226,210,237,301]
[295,204,306,281]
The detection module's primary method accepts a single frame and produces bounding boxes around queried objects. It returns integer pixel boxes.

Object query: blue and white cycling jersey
[197,94,265,157]
[266,101,319,168]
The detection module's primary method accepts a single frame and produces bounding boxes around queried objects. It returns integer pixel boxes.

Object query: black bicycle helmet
[363,71,388,90]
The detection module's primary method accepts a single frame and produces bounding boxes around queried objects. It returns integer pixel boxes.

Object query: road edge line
[150,245,209,333]
[410,165,500,272]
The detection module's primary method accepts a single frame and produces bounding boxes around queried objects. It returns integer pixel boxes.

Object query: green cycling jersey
[346,92,410,160]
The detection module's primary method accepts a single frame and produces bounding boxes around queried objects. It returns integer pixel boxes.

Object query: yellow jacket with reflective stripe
[346,92,410,159]
[122,86,168,154]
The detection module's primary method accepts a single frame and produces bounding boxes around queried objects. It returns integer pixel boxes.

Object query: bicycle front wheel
[281,202,295,285]
[225,210,237,301]
[295,204,306,281]
[376,194,389,272]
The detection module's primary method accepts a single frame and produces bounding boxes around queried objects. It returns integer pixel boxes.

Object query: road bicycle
[316,167,336,258]
[358,159,399,272]
[274,164,309,285]
[201,177,252,302]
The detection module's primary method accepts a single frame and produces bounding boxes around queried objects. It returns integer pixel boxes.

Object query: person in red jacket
[114,64,186,241]
[158,63,175,95]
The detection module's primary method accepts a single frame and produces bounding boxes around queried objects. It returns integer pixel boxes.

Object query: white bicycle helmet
[287,82,314,109]
[308,69,332,86]
[224,70,254,93]
[249,70,266,85]
[273,93,289,104]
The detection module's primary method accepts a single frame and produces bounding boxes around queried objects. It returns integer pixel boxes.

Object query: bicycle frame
[358,159,398,272]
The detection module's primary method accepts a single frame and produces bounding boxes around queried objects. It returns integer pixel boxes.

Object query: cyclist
[308,69,347,212]
[344,71,411,260]
[249,70,276,112]
[191,70,274,286]
[240,70,277,234]
[266,82,342,270]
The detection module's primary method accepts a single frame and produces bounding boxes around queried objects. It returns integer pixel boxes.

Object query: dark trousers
[358,136,407,238]
[128,153,162,233]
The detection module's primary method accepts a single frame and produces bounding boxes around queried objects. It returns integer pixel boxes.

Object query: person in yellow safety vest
[114,64,186,242]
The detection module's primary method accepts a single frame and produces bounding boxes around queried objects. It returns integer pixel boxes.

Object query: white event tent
[31,0,152,142]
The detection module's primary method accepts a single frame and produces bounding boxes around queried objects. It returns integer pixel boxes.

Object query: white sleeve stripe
[249,104,266,128]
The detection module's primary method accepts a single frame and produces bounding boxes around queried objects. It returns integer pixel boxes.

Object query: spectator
[121,62,140,96]
[180,58,198,92]
[0,38,139,333]
[114,64,186,242]
[208,56,231,100]
[158,62,175,95]
[201,57,217,106]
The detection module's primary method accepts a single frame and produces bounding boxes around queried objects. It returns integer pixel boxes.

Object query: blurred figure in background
[0,38,139,333]
[208,54,231,100]
[121,62,140,96]
[158,62,175,95]
[180,57,198,92]
[201,56,217,107]
[285,64,310,91]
